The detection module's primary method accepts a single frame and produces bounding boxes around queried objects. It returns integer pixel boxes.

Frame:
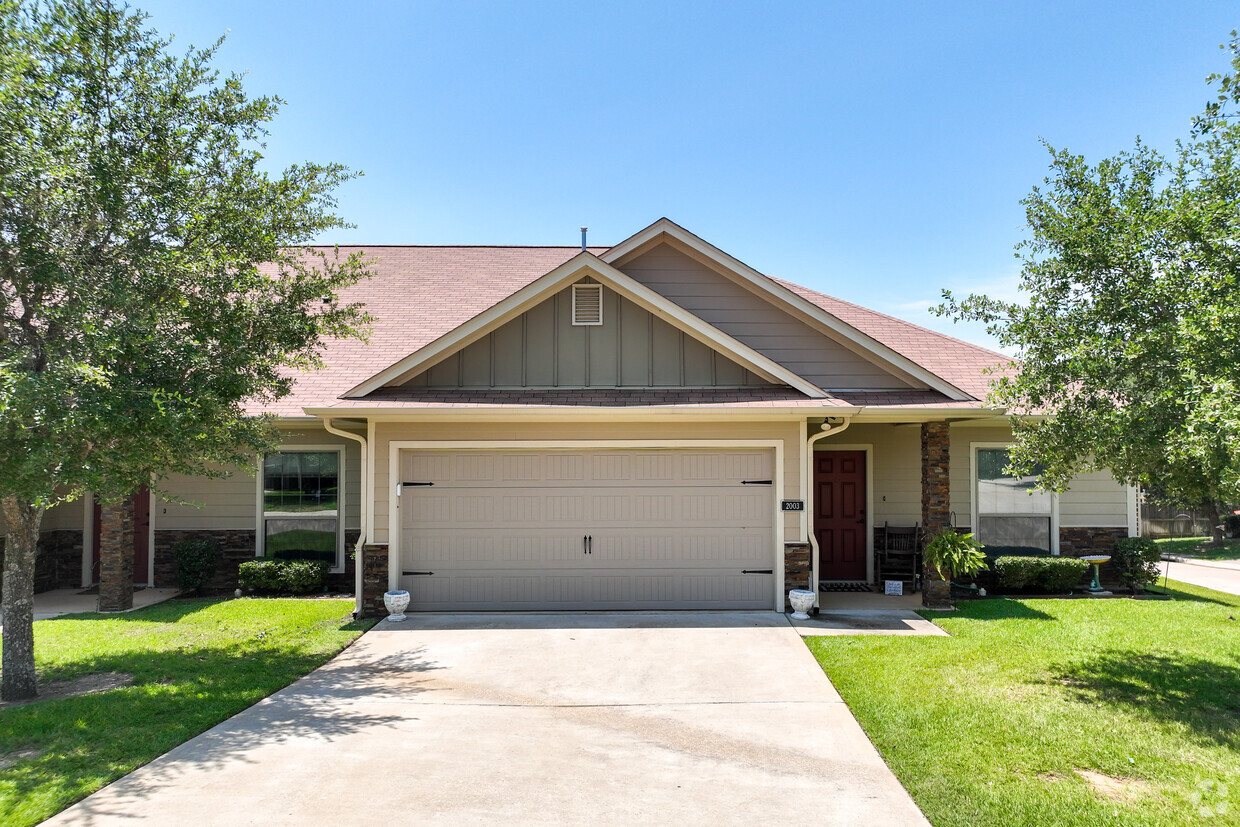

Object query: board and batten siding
[948,424,1131,529]
[614,241,922,391]
[370,419,803,548]
[154,428,362,532]
[401,283,771,389]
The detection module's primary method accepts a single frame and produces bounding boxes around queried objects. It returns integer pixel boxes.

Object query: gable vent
[572,283,603,325]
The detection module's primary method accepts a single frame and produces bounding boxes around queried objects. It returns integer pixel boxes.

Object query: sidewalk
[1161,559,1240,597]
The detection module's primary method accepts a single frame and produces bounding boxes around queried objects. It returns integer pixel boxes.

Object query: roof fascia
[344,250,828,399]
[601,218,972,401]
[303,404,859,422]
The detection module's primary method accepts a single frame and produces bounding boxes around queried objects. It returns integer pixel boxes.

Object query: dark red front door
[814,451,867,581]
[132,487,149,584]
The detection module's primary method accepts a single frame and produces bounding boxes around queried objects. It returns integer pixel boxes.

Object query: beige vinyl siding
[153,428,362,532]
[371,419,802,548]
[616,242,922,391]
[948,424,1131,529]
[1059,469,1129,528]
[402,283,771,390]
[40,499,84,531]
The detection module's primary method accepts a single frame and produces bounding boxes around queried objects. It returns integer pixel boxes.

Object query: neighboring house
[21,218,1139,613]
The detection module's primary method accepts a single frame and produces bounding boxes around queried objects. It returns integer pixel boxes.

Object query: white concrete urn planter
[383,590,410,622]
[788,589,815,620]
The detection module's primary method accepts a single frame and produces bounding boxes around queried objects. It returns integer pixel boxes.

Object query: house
[23,218,1138,614]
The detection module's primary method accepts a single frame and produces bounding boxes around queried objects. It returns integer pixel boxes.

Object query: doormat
[819,581,872,592]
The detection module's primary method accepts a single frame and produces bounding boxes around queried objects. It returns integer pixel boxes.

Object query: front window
[975,447,1053,554]
[261,450,341,568]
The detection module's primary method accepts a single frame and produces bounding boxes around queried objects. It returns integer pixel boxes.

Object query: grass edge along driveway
[806,582,1240,826]
[0,597,375,827]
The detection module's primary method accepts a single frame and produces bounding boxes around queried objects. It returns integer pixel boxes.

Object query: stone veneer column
[920,421,952,608]
[784,542,811,608]
[361,544,390,618]
[920,421,951,533]
[98,498,135,612]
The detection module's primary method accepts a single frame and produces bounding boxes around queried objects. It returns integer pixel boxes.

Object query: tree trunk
[1205,501,1225,545]
[1,496,46,701]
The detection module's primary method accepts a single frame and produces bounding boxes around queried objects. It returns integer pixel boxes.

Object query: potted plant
[922,529,988,609]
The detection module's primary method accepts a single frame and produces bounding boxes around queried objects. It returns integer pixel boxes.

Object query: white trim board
[385,439,786,612]
[344,251,827,399]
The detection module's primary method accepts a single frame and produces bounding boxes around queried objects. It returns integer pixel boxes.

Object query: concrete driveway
[48,613,928,826]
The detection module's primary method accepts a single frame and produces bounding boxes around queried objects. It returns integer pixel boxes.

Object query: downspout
[322,418,368,618]
[805,417,852,608]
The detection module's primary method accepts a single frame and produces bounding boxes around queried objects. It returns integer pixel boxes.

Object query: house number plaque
[781,500,805,511]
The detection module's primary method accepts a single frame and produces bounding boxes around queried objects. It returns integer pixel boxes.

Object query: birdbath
[1079,555,1111,596]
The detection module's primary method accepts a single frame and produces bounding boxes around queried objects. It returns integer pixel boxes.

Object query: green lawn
[1156,536,1240,561]
[0,598,374,826]
[805,583,1240,826]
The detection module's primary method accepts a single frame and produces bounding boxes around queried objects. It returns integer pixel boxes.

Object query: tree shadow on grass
[1048,649,1240,750]
[0,639,440,825]
[946,599,1056,621]
[1149,582,1239,607]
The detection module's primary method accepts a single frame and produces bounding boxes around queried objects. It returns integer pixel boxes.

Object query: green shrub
[238,559,329,595]
[990,555,1089,593]
[173,537,221,594]
[1039,557,1089,592]
[993,556,1040,589]
[1111,537,1162,593]
[923,530,988,581]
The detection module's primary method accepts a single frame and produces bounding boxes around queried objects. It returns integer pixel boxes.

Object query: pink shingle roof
[259,245,1010,417]
[773,279,1015,401]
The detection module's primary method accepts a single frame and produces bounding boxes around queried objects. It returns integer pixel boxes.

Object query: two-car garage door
[399,449,775,611]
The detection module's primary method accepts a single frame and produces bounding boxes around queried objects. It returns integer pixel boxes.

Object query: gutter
[804,417,853,608]
[321,418,369,618]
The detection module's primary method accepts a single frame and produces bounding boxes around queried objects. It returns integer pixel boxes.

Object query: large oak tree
[0,1,370,700]
[940,33,1240,541]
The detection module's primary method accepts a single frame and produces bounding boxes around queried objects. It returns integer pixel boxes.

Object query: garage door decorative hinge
[402,481,435,486]
[740,479,772,485]
[742,569,773,574]
[402,570,434,576]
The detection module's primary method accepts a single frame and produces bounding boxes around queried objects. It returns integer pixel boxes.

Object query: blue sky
[138,1,1236,350]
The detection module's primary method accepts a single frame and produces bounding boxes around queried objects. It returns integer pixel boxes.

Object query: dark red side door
[132,487,149,584]
[814,451,867,580]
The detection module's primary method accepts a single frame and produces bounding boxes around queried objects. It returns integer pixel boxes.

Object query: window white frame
[970,442,1059,555]
[256,444,346,572]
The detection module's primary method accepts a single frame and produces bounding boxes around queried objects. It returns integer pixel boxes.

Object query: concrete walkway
[47,612,929,826]
[0,587,179,630]
[1163,558,1240,596]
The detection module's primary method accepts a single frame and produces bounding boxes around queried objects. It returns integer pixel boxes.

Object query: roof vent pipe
[580,226,588,250]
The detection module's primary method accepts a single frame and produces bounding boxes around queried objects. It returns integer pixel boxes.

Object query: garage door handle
[583,535,593,554]
[742,569,773,574]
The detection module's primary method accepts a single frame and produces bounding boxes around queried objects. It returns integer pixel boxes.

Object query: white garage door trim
[387,440,786,611]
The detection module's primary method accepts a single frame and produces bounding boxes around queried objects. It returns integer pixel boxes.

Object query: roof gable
[344,252,828,399]
[604,219,973,400]
[398,280,777,391]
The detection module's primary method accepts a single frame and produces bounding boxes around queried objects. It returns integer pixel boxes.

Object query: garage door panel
[400,449,775,611]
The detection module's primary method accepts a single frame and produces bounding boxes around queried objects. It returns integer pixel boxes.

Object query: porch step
[819,580,873,593]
